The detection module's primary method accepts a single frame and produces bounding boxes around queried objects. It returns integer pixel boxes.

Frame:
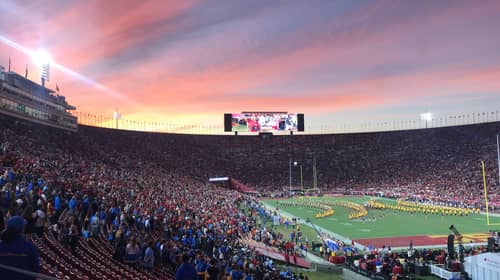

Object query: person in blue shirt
[68,196,77,214]
[89,213,99,237]
[7,169,16,181]
[231,264,243,280]
[176,254,196,280]
[54,194,61,212]
[0,216,40,280]
[195,255,207,280]
[143,241,155,271]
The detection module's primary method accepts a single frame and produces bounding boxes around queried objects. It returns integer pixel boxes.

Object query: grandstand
[0,66,77,131]
[1,69,500,279]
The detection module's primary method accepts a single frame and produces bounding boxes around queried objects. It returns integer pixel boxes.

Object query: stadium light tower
[420,112,432,128]
[289,158,292,196]
[113,111,121,129]
[497,133,500,188]
[294,161,303,190]
[32,50,52,87]
[289,160,299,196]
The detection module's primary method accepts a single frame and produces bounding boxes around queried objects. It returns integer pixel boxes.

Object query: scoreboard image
[224,112,304,133]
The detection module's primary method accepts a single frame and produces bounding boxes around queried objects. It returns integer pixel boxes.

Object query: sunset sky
[1,0,500,132]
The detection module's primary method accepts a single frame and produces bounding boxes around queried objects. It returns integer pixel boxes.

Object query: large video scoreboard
[224,112,304,133]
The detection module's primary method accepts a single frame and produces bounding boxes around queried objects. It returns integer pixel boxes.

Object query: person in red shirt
[392,263,403,275]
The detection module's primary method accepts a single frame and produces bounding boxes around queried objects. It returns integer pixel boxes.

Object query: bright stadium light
[1,35,127,100]
[420,112,432,121]
[114,111,121,129]
[32,49,53,66]
[420,112,432,128]
[32,49,52,87]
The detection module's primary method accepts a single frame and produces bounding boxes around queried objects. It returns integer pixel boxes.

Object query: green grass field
[263,197,500,241]
[232,124,250,132]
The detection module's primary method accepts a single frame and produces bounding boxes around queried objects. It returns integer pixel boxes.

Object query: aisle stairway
[27,232,175,280]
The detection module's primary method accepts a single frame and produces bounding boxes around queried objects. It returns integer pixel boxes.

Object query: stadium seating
[1,113,499,279]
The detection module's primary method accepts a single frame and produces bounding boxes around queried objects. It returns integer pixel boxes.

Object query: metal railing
[0,263,58,280]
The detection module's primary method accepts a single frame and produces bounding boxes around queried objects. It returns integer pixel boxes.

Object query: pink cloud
[1,0,499,125]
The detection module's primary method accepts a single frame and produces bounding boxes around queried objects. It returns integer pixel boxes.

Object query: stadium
[1,2,500,280]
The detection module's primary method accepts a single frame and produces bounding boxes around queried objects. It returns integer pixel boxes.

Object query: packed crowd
[0,115,310,279]
[188,122,500,212]
[1,113,500,279]
[44,119,498,212]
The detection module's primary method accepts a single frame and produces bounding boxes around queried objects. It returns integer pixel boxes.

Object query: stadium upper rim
[73,110,500,136]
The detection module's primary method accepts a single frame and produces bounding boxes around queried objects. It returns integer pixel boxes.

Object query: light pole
[113,111,121,129]
[420,112,432,129]
[289,160,299,196]
[497,133,500,188]
[300,164,303,190]
[289,158,292,197]
[293,161,298,194]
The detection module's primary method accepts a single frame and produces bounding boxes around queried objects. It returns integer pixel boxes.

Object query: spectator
[125,237,139,263]
[176,254,196,280]
[143,240,155,271]
[0,216,40,280]
[206,259,219,280]
[33,208,45,237]
[68,220,79,254]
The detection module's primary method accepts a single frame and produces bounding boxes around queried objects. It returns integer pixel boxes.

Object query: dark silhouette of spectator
[206,259,219,280]
[0,216,40,280]
[176,254,196,280]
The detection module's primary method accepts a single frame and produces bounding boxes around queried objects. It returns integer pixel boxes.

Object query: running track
[354,233,491,248]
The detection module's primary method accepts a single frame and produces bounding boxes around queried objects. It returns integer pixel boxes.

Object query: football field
[263,196,500,248]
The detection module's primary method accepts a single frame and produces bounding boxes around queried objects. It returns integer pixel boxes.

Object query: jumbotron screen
[231,112,298,132]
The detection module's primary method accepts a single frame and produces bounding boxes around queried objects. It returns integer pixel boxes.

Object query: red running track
[354,233,491,248]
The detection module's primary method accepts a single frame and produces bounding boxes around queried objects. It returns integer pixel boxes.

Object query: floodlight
[420,112,432,121]
[32,49,52,86]
[32,50,53,66]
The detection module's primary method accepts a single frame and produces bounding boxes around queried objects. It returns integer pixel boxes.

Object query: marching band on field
[277,199,368,219]
[367,199,481,216]
[277,199,334,218]
[277,198,479,220]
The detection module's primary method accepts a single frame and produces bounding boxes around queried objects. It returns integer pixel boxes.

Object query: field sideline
[263,196,500,248]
